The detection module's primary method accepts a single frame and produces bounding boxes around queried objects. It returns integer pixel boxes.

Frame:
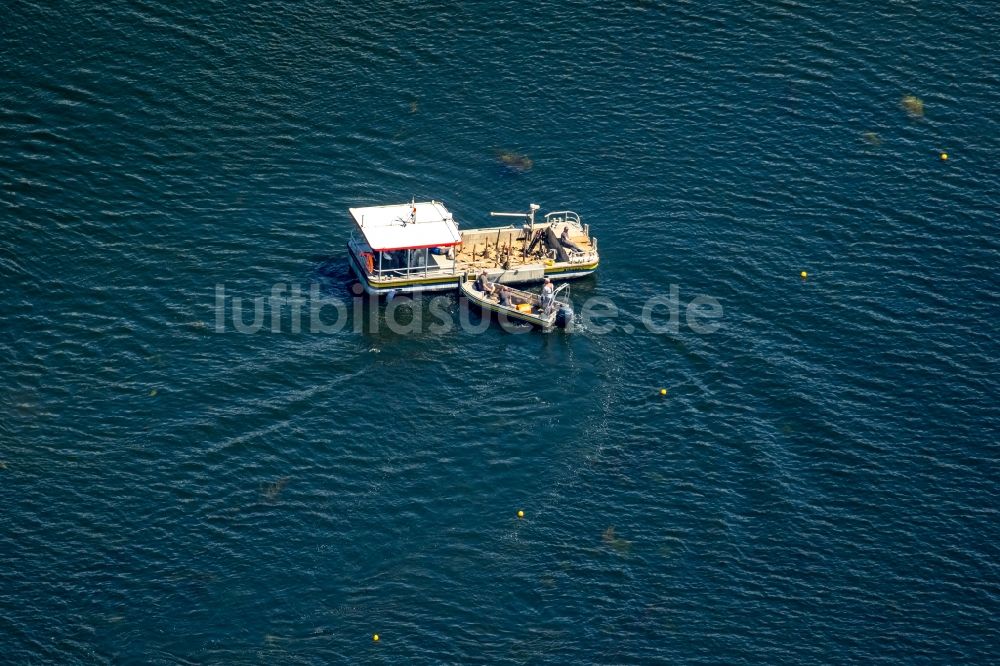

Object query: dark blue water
[3,1,999,662]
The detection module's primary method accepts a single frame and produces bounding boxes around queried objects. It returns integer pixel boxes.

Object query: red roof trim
[373,241,460,252]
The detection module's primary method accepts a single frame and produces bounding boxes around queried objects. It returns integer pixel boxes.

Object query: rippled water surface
[2,1,999,663]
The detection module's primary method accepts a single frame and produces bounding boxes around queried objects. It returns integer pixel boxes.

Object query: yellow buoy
[517,510,524,519]
[660,388,667,396]
[800,271,808,279]
[373,634,379,642]
[941,153,948,160]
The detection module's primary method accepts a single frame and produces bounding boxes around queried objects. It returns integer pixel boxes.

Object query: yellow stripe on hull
[348,248,598,294]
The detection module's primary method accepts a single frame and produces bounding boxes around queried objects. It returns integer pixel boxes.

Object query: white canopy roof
[349,201,462,251]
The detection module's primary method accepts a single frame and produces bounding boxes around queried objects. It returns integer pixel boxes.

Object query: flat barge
[346,200,598,294]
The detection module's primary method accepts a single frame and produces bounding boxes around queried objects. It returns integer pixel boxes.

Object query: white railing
[543,211,597,263]
[544,210,582,229]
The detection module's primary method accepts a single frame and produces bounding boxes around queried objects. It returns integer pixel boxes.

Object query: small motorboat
[459,275,574,330]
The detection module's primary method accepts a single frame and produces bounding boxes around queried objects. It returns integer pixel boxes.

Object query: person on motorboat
[499,285,513,307]
[475,270,496,296]
[540,278,554,314]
